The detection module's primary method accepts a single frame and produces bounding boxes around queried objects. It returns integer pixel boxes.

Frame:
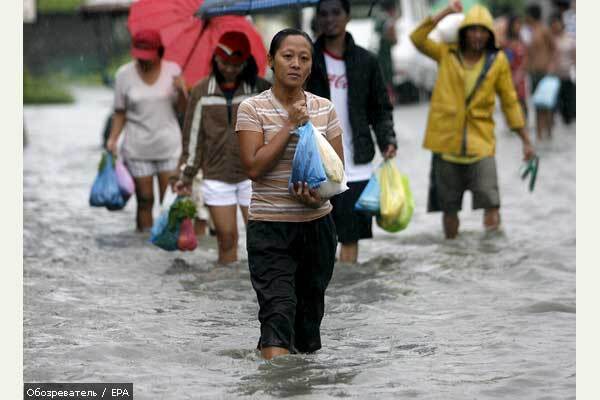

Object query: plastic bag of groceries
[377,168,414,233]
[532,75,561,109]
[151,194,197,251]
[289,122,327,191]
[354,169,381,214]
[89,152,126,211]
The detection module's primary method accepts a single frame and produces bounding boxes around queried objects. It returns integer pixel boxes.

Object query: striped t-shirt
[236,89,343,223]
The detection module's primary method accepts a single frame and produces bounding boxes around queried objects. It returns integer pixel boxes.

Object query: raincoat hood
[458,4,497,49]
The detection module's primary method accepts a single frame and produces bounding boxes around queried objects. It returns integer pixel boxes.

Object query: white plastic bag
[161,186,178,213]
[317,174,349,199]
[430,13,464,43]
[314,127,344,184]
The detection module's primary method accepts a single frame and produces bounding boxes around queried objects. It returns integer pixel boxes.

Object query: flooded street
[24,86,575,399]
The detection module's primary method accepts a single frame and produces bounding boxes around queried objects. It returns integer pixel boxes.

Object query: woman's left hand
[291,182,323,209]
[383,144,397,159]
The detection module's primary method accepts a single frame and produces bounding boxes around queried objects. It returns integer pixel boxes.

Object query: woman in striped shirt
[236,28,344,360]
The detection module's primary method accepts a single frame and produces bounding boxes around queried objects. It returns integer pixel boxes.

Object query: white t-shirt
[114,60,182,160]
[324,51,374,182]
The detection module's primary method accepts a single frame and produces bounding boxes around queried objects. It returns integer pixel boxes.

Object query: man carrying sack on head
[410,0,536,239]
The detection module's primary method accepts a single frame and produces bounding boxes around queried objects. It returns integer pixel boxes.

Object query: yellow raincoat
[410,5,525,158]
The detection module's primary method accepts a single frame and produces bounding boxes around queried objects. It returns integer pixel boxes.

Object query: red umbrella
[128,0,268,87]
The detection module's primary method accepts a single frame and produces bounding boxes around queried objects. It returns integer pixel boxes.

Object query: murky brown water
[24,86,575,399]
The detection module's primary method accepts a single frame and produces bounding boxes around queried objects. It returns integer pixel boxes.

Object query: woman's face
[214,55,245,83]
[137,58,157,72]
[269,35,312,89]
[510,18,522,37]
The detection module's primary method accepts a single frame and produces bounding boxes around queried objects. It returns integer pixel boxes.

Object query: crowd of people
[104,0,575,359]
[496,1,576,140]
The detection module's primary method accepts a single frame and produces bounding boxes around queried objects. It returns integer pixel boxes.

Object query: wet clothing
[441,55,485,165]
[307,33,397,166]
[200,179,251,207]
[554,32,576,124]
[180,75,271,186]
[428,155,500,213]
[114,60,182,160]
[323,51,373,182]
[247,214,337,353]
[410,10,525,159]
[125,158,179,178]
[235,89,342,223]
[330,180,373,243]
[558,78,576,125]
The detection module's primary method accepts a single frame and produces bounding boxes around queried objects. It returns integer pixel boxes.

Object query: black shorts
[427,154,500,213]
[330,180,373,244]
[246,214,337,353]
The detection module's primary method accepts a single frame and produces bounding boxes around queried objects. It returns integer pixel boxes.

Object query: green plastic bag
[377,168,414,233]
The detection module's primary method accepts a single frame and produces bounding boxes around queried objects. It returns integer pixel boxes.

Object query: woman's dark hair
[316,0,350,15]
[211,55,259,87]
[507,15,521,40]
[158,46,165,58]
[268,28,314,58]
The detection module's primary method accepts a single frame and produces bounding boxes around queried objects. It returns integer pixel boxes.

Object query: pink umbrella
[128,0,268,87]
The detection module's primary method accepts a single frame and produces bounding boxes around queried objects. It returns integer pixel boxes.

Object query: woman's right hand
[106,137,118,156]
[174,180,192,196]
[447,0,463,13]
[288,100,309,127]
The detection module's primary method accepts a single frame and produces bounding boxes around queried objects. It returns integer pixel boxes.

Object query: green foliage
[23,70,74,104]
[168,198,198,230]
[37,0,83,13]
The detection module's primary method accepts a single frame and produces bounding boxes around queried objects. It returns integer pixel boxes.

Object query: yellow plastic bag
[377,172,414,233]
[379,160,405,220]
[314,128,344,183]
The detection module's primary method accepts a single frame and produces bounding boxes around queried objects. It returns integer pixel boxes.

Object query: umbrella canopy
[128,0,268,87]
[198,0,319,18]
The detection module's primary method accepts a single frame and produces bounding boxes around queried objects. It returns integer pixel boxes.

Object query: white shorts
[125,158,178,178]
[201,179,252,207]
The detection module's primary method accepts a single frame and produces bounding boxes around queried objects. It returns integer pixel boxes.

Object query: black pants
[557,79,576,125]
[246,214,337,353]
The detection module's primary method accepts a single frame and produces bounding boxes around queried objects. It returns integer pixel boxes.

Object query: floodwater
[24,86,575,399]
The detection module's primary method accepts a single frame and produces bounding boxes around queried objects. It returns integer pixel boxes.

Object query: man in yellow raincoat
[411,0,536,239]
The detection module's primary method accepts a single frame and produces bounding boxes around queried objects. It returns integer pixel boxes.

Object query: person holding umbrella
[236,28,344,359]
[106,29,188,232]
[175,31,270,265]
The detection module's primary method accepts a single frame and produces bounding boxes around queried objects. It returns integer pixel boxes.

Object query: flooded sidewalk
[24,86,575,399]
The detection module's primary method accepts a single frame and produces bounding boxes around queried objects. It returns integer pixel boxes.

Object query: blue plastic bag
[89,152,126,211]
[532,75,561,109]
[289,122,327,191]
[150,196,182,251]
[150,209,181,251]
[354,170,381,214]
